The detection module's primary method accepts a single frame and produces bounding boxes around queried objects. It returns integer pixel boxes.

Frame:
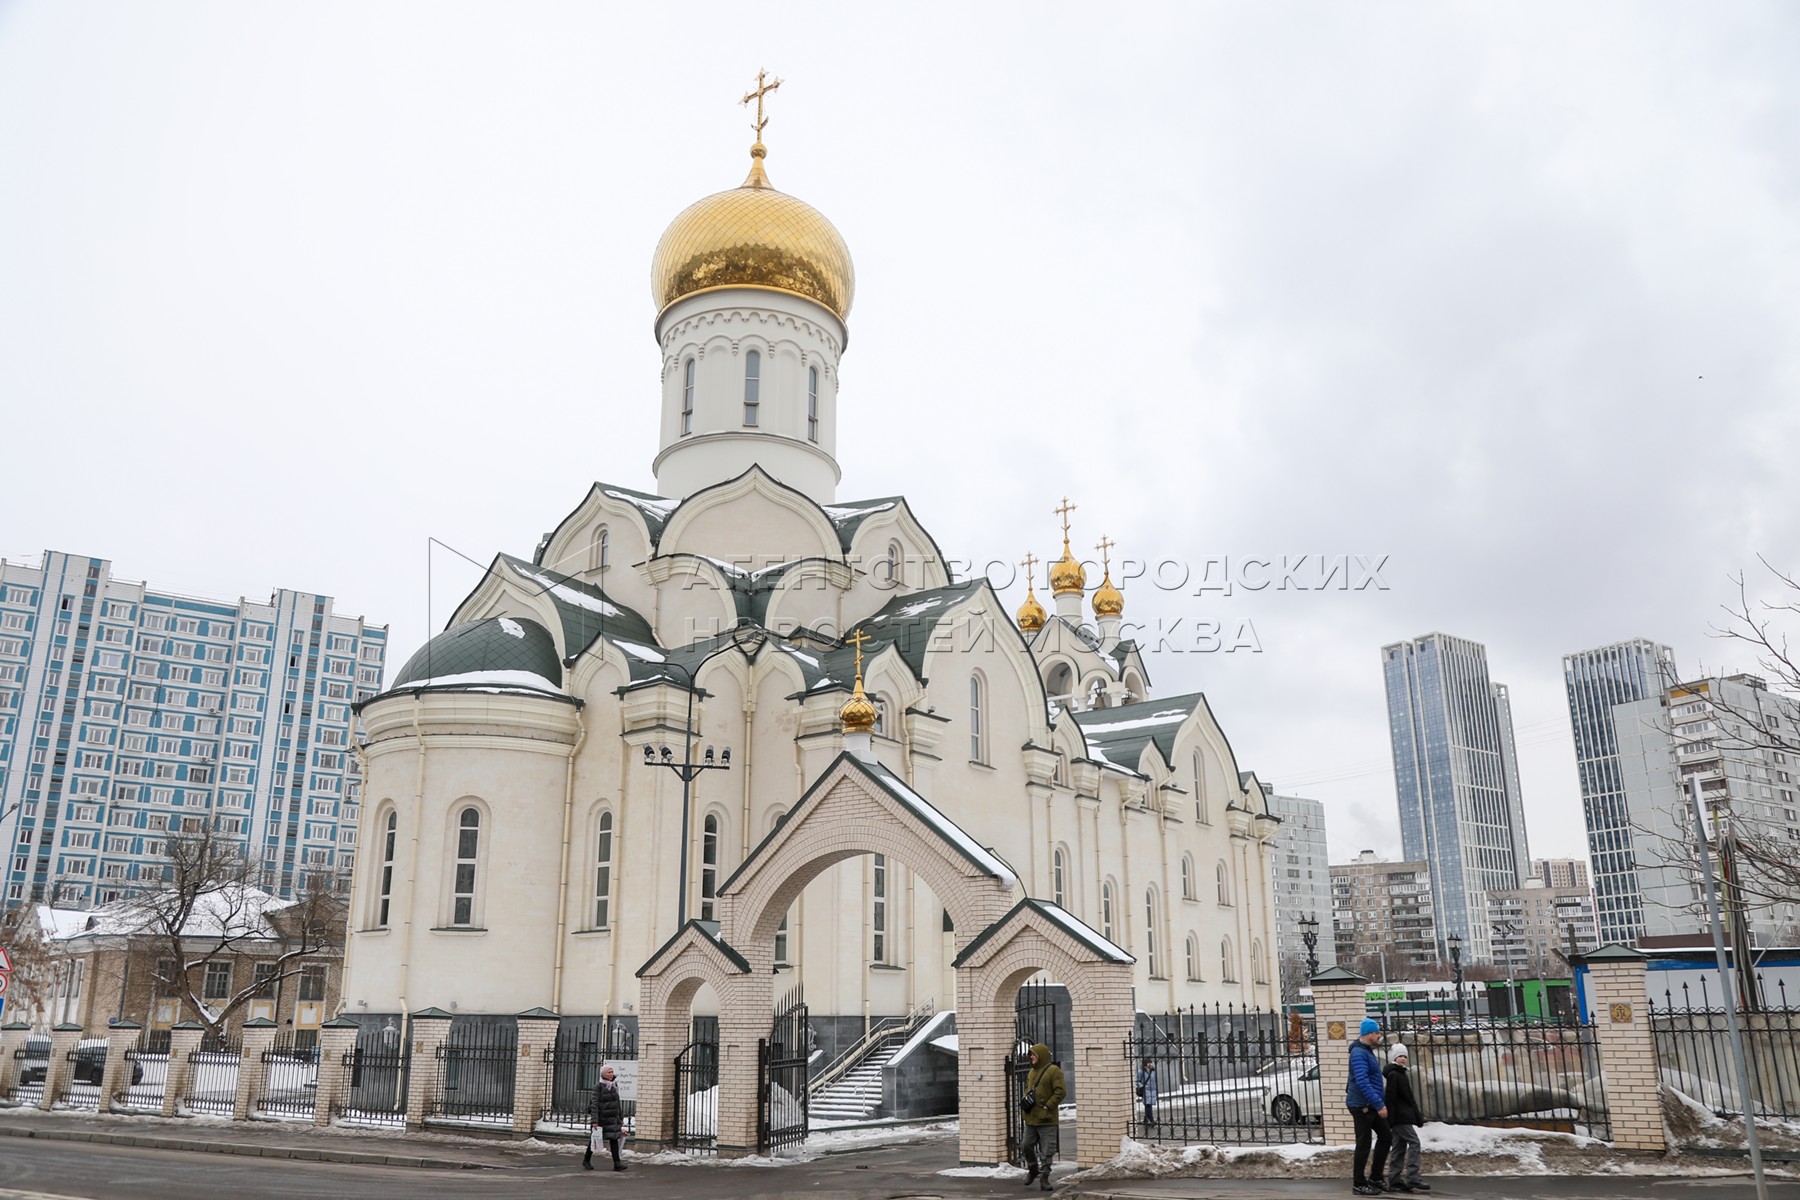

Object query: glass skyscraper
[0,551,386,908]
[1560,638,1674,945]
[1382,632,1531,962]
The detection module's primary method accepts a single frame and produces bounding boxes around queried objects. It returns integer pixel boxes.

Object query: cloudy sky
[3,3,1796,867]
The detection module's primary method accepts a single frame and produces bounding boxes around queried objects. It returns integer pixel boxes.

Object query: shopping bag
[590,1128,607,1154]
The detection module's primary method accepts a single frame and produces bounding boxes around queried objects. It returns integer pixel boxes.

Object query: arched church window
[774,911,791,967]
[1046,663,1073,699]
[807,367,819,442]
[1052,847,1067,907]
[969,674,986,763]
[1101,880,1116,942]
[1221,936,1237,983]
[873,692,889,736]
[452,807,481,927]
[376,808,397,928]
[594,810,614,929]
[872,853,889,963]
[1252,938,1268,985]
[1216,860,1232,906]
[1144,887,1162,978]
[883,540,902,588]
[1181,854,1196,901]
[743,349,761,426]
[700,814,720,921]
[1193,751,1210,824]
[1186,932,1201,981]
[681,358,695,435]
[591,525,610,573]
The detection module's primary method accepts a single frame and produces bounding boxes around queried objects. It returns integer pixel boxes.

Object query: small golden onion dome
[840,681,878,734]
[1017,588,1047,633]
[1093,572,1124,618]
[651,144,856,323]
[1049,541,1087,598]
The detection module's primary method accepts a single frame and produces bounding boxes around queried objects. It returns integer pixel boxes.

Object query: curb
[0,1123,495,1170]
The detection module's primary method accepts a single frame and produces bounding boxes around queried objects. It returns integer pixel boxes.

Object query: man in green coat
[1020,1042,1066,1191]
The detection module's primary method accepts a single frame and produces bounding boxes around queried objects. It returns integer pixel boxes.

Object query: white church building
[341,111,1283,1061]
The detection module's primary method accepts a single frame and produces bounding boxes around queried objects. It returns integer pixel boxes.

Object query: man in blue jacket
[1345,1018,1392,1196]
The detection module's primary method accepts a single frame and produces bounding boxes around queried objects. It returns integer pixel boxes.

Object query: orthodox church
[341,96,1282,1053]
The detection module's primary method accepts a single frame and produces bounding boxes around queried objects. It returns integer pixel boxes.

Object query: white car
[1261,1057,1321,1125]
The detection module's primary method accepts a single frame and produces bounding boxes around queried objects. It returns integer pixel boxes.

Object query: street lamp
[1447,933,1465,1022]
[1299,913,1321,980]
[638,628,766,927]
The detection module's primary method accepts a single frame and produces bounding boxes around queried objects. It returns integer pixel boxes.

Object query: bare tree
[123,824,344,1039]
[0,901,54,1017]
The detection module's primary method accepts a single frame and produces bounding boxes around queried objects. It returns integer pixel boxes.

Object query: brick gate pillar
[161,1023,207,1117]
[41,1023,83,1111]
[0,1022,32,1095]
[952,967,1011,1166]
[313,1016,360,1127]
[404,1008,452,1130]
[1310,965,1369,1148]
[1581,944,1665,1152]
[100,1020,141,1113]
[513,1009,560,1136]
[235,1018,278,1120]
[1068,968,1135,1167]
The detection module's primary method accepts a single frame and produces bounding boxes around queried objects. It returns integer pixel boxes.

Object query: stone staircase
[808,1041,903,1121]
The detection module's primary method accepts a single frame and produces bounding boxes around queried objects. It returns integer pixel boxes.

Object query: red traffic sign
[0,946,11,972]
[0,974,9,996]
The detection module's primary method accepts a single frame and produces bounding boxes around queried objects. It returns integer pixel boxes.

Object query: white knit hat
[1391,1043,1409,1062]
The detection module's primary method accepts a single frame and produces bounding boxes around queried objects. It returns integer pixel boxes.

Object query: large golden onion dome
[651,144,855,324]
[840,682,878,735]
[1093,572,1124,618]
[1016,587,1047,633]
[1049,540,1087,598]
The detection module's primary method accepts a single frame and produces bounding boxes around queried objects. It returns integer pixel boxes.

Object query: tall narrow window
[969,674,986,763]
[1052,848,1067,908]
[594,811,614,929]
[1186,933,1201,981]
[1252,939,1268,984]
[1216,861,1232,906]
[743,350,761,426]
[807,367,819,442]
[377,809,396,927]
[1101,881,1116,942]
[1221,937,1236,982]
[872,853,888,963]
[1181,855,1195,901]
[452,808,480,926]
[700,814,719,921]
[591,525,610,572]
[774,910,790,966]
[883,540,902,588]
[681,358,695,435]
[1193,750,1209,824]
[1144,888,1161,978]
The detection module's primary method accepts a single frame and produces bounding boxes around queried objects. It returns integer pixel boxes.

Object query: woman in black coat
[584,1064,627,1172]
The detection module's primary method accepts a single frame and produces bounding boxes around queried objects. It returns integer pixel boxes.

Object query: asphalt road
[0,1135,1796,1200]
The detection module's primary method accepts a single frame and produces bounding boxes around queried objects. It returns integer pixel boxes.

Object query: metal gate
[1126,1004,1322,1145]
[1005,978,1061,1166]
[432,1021,516,1125]
[256,1033,319,1120]
[335,1029,411,1128]
[672,1038,718,1154]
[758,985,810,1154]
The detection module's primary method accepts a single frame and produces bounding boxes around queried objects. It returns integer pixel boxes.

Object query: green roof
[1071,693,1205,776]
[389,616,563,691]
[500,554,657,665]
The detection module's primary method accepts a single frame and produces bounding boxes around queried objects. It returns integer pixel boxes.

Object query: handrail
[808,997,936,1097]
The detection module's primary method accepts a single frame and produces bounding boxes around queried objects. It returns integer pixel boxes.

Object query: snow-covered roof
[42,883,299,943]
[860,759,1019,888]
[952,897,1136,968]
[1072,693,1205,777]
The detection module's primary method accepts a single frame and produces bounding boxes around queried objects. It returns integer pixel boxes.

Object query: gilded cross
[846,628,871,674]
[742,69,784,143]
[1020,552,1039,588]
[1095,536,1116,574]
[1054,497,1078,540]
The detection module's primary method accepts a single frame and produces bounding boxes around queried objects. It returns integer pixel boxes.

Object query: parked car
[17,1035,144,1087]
[1261,1056,1321,1125]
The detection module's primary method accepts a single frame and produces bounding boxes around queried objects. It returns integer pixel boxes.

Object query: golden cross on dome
[1095,536,1116,574]
[846,628,871,676]
[742,69,783,144]
[1020,552,1039,587]
[1054,497,1077,541]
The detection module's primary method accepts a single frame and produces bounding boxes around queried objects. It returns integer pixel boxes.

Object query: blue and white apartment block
[0,551,386,907]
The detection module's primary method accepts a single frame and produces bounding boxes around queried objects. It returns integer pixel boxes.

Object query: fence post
[0,1022,30,1096]
[161,1022,208,1118]
[1310,965,1368,1148]
[236,1018,278,1120]
[40,1023,84,1111]
[313,1016,361,1128]
[405,1008,453,1131]
[100,1021,141,1112]
[514,1008,560,1136]
[1582,944,1665,1152]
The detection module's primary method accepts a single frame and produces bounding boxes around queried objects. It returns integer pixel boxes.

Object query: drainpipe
[396,694,426,1032]
[739,696,755,859]
[552,708,588,1013]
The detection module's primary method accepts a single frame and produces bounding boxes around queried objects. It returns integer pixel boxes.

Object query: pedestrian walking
[1019,1042,1066,1192]
[1134,1056,1158,1131]
[584,1064,627,1172]
[1383,1044,1428,1193]
[1345,1017,1392,1196]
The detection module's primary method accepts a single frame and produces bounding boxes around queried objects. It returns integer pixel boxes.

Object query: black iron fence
[335,1034,411,1128]
[256,1034,319,1120]
[9,1042,44,1107]
[1124,1004,1322,1146]
[541,1019,637,1132]
[116,1028,167,1112]
[184,1034,242,1117]
[672,1038,718,1154]
[1391,1013,1608,1141]
[1651,981,1800,1120]
[1006,978,1061,1165]
[430,1020,516,1126]
[758,985,810,1155]
[58,1041,107,1109]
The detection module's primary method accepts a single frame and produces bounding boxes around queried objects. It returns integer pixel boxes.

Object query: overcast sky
[3,3,1796,868]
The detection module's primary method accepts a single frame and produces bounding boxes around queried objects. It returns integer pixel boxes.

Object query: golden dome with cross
[1048,497,1088,598]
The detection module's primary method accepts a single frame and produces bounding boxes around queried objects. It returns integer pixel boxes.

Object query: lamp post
[1299,912,1321,980]
[1447,933,1465,1022]
[639,629,765,927]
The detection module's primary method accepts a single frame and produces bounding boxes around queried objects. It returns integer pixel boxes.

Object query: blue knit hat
[1360,1018,1381,1036]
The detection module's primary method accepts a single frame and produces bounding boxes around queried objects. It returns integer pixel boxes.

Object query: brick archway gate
[633,751,1134,1166]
